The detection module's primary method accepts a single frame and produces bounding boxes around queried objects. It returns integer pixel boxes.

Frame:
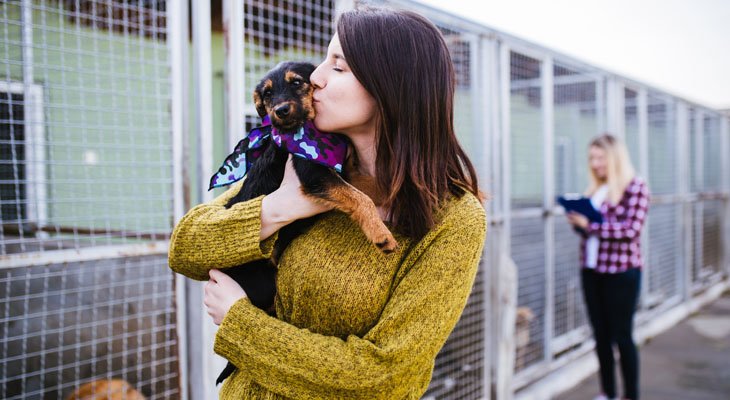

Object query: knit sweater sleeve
[167,180,278,281]
[214,195,487,399]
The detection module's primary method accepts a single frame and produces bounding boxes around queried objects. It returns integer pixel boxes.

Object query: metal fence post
[475,32,494,400]
[721,117,730,277]
[672,100,685,302]
[499,41,512,284]
[596,75,606,132]
[692,110,704,289]
[677,102,691,300]
[224,0,245,151]
[541,56,555,366]
[480,33,504,400]
[637,88,650,311]
[191,1,219,398]
[169,0,189,398]
[498,41,514,398]
[608,78,625,139]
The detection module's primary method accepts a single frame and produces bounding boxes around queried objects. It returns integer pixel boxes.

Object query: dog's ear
[252,86,267,118]
[299,63,316,80]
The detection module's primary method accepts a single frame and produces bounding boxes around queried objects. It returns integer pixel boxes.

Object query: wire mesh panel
[647,93,677,196]
[690,200,703,285]
[645,93,681,307]
[1,255,178,399]
[689,108,700,193]
[702,114,722,192]
[1,1,178,398]
[509,50,547,374]
[697,113,724,284]
[242,0,334,110]
[553,62,602,195]
[446,29,484,176]
[551,61,599,352]
[646,203,681,306]
[510,51,543,209]
[552,220,588,342]
[701,200,722,277]
[623,88,640,169]
[691,200,723,288]
[511,216,546,372]
[424,259,487,400]
[688,109,724,290]
[1,1,172,252]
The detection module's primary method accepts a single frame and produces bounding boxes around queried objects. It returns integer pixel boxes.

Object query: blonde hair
[585,133,636,204]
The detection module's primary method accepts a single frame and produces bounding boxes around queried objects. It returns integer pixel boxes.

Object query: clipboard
[557,194,603,224]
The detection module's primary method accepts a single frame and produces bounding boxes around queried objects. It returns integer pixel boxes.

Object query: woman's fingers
[204,269,247,324]
[209,268,223,282]
[566,212,580,226]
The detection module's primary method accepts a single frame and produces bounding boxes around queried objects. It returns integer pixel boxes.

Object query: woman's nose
[310,64,325,89]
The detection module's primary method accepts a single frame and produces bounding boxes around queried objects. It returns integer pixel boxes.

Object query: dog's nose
[274,104,290,118]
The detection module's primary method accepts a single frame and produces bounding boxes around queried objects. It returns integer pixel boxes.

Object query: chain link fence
[1,1,178,399]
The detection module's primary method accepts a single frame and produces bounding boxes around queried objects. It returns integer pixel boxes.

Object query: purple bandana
[209,116,349,190]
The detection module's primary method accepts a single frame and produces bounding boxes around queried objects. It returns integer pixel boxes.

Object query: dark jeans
[581,268,641,400]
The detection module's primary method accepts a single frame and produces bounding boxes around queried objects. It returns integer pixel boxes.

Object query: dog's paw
[375,234,398,253]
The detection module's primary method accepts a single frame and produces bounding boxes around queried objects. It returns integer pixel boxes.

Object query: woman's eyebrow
[333,53,346,62]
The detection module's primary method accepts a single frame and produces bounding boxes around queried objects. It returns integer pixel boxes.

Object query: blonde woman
[566,133,650,400]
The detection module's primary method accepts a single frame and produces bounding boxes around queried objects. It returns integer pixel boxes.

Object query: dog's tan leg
[310,182,398,253]
[342,150,384,205]
[347,172,383,206]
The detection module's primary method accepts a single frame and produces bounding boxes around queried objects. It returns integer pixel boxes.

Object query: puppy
[515,306,535,370]
[66,379,145,400]
[210,61,397,384]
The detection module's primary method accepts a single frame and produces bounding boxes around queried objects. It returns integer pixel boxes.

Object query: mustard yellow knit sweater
[168,180,487,399]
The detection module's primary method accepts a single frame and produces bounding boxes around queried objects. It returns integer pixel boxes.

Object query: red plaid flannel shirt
[579,177,650,274]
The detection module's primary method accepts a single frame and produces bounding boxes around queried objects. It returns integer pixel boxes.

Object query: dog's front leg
[294,160,398,253]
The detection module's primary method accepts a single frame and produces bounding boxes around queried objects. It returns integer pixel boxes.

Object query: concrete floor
[560,292,730,400]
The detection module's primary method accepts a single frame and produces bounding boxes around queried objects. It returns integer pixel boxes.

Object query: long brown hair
[338,7,481,239]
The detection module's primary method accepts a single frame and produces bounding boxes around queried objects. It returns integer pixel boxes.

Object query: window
[0,81,46,244]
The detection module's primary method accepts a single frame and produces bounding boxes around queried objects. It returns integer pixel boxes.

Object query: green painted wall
[3,4,172,236]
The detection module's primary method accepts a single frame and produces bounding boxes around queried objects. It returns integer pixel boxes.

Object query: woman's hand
[204,269,247,325]
[259,154,333,240]
[566,212,589,230]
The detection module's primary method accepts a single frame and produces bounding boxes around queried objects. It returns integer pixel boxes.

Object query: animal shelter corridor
[1,1,729,399]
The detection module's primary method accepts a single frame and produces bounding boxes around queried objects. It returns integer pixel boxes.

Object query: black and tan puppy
[220,61,397,308]
[214,61,397,384]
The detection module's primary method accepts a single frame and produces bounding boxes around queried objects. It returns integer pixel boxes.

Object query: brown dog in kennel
[66,379,145,400]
